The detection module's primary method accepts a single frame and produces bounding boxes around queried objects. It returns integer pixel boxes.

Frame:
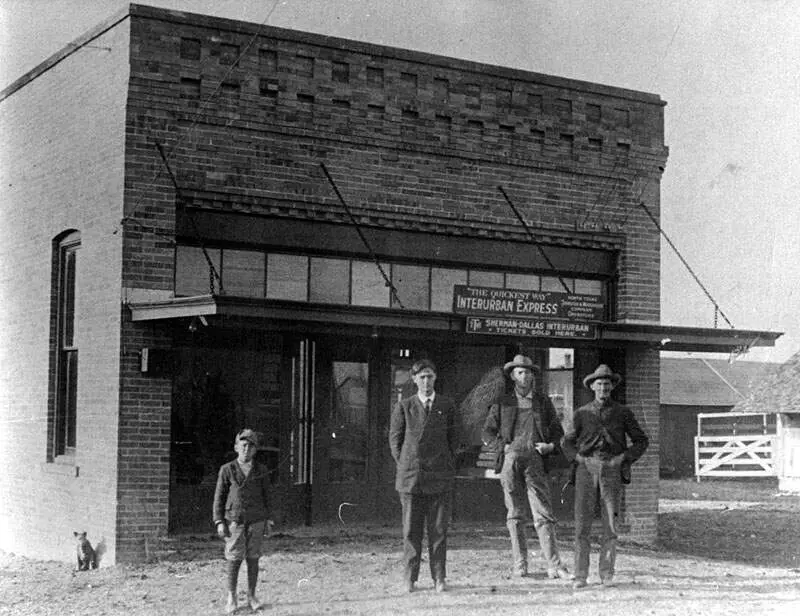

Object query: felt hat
[503,354,540,375]
[582,364,622,389]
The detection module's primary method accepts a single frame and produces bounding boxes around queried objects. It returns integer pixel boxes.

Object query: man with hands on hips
[562,365,649,589]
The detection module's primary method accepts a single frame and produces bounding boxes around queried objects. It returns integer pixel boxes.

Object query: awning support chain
[320,163,405,309]
[154,141,222,296]
[497,186,572,294]
[639,201,733,329]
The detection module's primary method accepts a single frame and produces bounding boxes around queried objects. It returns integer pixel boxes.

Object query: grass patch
[658,478,800,568]
[660,477,783,502]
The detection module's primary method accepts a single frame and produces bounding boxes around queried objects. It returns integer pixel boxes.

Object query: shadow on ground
[658,505,800,569]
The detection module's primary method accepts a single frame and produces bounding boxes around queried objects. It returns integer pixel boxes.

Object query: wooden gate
[694,412,777,480]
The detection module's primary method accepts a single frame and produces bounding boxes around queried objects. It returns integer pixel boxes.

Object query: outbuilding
[732,351,800,492]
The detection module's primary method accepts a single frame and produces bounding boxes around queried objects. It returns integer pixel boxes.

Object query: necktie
[424,399,431,413]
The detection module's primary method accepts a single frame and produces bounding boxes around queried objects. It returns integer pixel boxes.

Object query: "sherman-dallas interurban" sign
[452,284,603,339]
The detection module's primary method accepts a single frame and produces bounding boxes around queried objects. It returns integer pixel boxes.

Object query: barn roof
[732,350,800,414]
[660,356,778,406]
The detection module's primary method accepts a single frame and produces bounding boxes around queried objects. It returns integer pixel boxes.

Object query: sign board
[452,285,604,322]
[466,317,597,339]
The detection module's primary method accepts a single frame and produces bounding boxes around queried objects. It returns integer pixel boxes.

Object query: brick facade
[1,5,668,564]
[0,15,131,563]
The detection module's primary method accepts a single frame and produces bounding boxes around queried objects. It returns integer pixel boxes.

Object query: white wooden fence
[694,412,777,480]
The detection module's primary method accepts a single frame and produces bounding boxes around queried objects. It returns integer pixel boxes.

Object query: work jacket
[482,391,564,474]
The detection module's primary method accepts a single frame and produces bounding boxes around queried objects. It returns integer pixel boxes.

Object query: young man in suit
[389,359,458,593]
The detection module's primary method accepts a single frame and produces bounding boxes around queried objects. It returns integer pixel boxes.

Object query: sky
[2,0,798,363]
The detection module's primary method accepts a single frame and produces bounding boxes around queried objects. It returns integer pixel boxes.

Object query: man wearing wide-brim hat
[562,364,649,589]
[482,354,570,580]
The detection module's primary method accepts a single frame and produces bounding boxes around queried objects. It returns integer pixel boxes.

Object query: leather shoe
[601,575,616,587]
[547,566,571,580]
[572,579,587,590]
[435,579,447,593]
[403,580,415,593]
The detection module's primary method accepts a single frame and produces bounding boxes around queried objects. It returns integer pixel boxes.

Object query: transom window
[175,245,604,312]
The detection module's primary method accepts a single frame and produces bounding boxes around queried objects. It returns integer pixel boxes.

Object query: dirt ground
[2,480,799,616]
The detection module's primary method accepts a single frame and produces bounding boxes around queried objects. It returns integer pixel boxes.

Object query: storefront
[129,212,776,533]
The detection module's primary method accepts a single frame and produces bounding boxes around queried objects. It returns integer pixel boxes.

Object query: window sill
[42,456,79,477]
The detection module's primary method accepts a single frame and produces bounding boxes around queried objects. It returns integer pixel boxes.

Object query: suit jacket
[389,394,457,494]
[482,391,564,473]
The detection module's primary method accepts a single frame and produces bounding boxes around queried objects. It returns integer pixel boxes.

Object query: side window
[49,231,80,458]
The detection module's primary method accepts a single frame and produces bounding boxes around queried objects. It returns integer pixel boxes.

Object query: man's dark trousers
[399,491,451,584]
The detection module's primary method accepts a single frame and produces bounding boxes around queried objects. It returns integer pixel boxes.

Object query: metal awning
[127,295,781,354]
[597,322,780,353]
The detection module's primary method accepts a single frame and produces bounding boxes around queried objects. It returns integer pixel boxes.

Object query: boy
[213,429,273,613]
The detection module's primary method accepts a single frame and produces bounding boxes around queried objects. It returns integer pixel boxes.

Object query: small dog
[74,531,97,571]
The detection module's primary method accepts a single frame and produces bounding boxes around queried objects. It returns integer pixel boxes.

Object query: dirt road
[2,519,798,616]
[3,481,800,615]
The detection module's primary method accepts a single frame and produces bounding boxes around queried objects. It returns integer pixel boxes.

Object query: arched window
[50,231,80,457]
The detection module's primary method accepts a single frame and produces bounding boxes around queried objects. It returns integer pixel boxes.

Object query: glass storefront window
[352,260,390,307]
[542,276,573,292]
[505,273,540,291]
[175,246,221,296]
[546,347,575,432]
[223,249,265,297]
[469,270,504,288]
[174,243,608,314]
[329,361,369,482]
[391,264,429,310]
[309,257,350,304]
[430,267,467,312]
[267,253,308,301]
[574,278,603,296]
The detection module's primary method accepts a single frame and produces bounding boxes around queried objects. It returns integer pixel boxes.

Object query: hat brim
[503,362,540,375]
[582,374,621,389]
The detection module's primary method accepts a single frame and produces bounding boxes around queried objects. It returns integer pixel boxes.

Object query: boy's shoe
[225,593,238,614]
[247,594,262,610]
[434,579,447,593]
[572,579,587,590]
[601,575,616,587]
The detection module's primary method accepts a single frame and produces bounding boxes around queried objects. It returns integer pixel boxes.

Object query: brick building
[0,4,780,564]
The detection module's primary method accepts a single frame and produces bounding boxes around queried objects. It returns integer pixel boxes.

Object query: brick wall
[623,347,661,542]
[124,6,667,317]
[0,17,130,563]
[118,6,668,550]
[0,4,669,564]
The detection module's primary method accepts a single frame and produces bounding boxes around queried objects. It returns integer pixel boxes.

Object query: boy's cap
[236,429,259,446]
